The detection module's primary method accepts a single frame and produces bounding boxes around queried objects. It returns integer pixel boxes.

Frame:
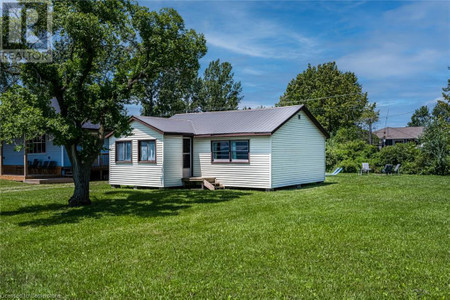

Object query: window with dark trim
[212,140,249,163]
[212,140,230,162]
[138,140,156,163]
[116,141,132,162]
[231,140,249,161]
[27,135,46,153]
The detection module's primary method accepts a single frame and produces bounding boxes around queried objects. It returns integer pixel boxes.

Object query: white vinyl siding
[193,136,271,189]
[163,136,184,187]
[271,111,326,188]
[109,121,164,187]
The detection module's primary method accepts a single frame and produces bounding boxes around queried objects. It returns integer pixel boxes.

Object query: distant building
[374,127,424,147]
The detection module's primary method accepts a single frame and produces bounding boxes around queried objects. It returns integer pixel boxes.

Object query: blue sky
[133,0,449,129]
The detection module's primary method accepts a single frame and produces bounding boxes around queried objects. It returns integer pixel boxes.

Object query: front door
[182,138,191,178]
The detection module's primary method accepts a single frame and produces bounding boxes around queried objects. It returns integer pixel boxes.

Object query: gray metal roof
[170,105,305,136]
[374,127,424,140]
[120,105,329,138]
[133,116,195,134]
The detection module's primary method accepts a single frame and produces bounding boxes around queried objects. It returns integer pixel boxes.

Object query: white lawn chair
[360,163,370,175]
[326,167,343,176]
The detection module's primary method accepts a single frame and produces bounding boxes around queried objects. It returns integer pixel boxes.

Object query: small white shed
[107,105,329,189]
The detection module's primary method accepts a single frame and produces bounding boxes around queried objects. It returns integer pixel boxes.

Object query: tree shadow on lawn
[2,189,251,227]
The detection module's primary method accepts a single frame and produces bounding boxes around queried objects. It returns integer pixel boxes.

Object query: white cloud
[203,5,318,60]
[241,67,264,76]
[337,1,448,79]
[338,48,443,78]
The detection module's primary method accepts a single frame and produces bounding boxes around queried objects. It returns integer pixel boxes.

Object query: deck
[0,174,74,184]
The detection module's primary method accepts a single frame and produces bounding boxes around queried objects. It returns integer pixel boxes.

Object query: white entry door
[182,138,191,178]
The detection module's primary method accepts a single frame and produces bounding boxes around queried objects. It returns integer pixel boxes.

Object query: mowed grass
[0,175,449,299]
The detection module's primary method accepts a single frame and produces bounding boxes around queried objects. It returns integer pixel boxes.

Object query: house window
[231,140,249,162]
[138,140,156,163]
[27,135,46,153]
[116,141,132,162]
[212,141,230,162]
[212,140,249,163]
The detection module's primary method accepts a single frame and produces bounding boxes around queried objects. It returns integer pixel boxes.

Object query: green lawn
[0,175,449,298]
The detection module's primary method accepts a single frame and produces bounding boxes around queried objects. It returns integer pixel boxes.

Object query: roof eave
[194,132,272,138]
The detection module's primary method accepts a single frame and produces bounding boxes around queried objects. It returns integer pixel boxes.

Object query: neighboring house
[374,126,424,147]
[0,100,109,181]
[106,105,329,190]
[0,133,109,180]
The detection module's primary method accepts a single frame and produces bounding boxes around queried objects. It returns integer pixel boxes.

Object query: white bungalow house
[106,105,329,190]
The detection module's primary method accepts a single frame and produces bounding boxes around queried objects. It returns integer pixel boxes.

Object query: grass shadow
[273,181,337,191]
[1,189,250,227]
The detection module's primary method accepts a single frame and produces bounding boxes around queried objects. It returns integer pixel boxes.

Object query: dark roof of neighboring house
[50,98,100,130]
[374,127,424,140]
[107,105,329,138]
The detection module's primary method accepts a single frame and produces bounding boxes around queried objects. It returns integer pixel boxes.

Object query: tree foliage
[408,105,431,127]
[420,118,450,175]
[140,59,242,116]
[195,59,243,112]
[432,80,450,123]
[278,62,372,134]
[0,0,206,205]
[137,10,207,116]
[374,143,421,174]
[0,86,46,146]
[408,81,450,126]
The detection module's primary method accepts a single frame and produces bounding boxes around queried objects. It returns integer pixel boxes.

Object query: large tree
[432,80,450,123]
[358,102,379,145]
[278,62,372,134]
[139,28,206,116]
[0,0,206,206]
[195,59,243,112]
[420,117,450,175]
[408,105,431,127]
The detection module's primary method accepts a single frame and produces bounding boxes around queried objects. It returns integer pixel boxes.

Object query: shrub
[326,139,377,173]
[373,142,421,174]
[419,118,450,175]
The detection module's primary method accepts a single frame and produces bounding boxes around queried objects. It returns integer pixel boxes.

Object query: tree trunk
[66,144,92,206]
[69,161,92,206]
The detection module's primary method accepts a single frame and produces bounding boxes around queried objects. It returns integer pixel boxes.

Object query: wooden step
[202,179,215,191]
[213,181,225,189]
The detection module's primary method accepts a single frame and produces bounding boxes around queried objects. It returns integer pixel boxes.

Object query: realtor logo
[0,0,52,63]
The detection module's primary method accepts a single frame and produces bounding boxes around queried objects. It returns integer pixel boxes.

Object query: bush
[326,121,450,175]
[326,139,377,173]
[419,118,450,175]
[373,143,421,174]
